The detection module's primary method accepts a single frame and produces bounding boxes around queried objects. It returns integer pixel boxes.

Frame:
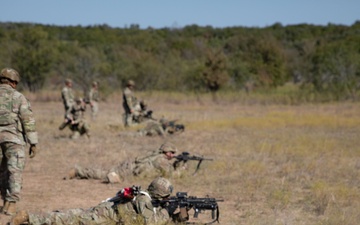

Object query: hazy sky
[1,0,359,29]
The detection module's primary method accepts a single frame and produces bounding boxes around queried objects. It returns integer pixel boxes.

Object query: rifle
[162,119,185,133]
[173,152,213,175]
[152,192,224,224]
[58,117,73,130]
[107,185,141,205]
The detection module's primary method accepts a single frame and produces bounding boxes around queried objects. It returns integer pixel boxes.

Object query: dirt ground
[0,99,359,225]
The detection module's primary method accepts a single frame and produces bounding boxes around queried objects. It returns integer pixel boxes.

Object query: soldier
[87,81,99,120]
[11,177,189,225]
[122,79,140,127]
[66,143,177,183]
[59,78,74,129]
[0,68,38,215]
[68,97,90,139]
[137,118,185,137]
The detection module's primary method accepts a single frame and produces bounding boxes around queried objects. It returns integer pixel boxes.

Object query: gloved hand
[29,145,36,158]
[179,207,189,222]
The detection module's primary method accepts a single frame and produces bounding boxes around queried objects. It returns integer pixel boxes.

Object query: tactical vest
[0,87,17,126]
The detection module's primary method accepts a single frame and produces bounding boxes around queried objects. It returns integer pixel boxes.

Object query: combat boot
[11,210,29,225]
[107,172,121,183]
[5,201,16,215]
[67,168,77,180]
[1,200,9,213]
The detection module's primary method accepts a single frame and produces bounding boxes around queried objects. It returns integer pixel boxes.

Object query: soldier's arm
[133,195,155,223]
[18,94,38,145]
[124,89,135,112]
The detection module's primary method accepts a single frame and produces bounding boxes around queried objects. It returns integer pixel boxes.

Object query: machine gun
[152,192,224,224]
[161,119,185,133]
[173,152,213,175]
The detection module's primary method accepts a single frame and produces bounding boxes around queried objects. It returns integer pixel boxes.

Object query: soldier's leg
[30,202,119,225]
[80,123,91,138]
[29,208,85,225]
[91,102,98,120]
[3,142,25,214]
[74,165,108,180]
[71,131,80,139]
[125,112,133,127]
[0,144,8,208]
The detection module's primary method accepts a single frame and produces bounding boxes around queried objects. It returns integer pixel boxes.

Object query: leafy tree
[202,49,229,92]
[11,27,55,92]
[309,37,360,99]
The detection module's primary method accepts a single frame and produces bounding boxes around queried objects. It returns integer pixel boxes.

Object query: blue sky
[1,0,359,29]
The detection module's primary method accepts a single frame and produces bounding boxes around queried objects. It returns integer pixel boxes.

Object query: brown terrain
[0,94,359,225]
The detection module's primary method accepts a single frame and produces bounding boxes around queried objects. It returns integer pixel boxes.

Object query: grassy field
[1,92,359,225]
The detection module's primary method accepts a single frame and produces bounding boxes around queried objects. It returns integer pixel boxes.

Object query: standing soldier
[59,78,74,129]
[87,81,99,120]
[0,68,38,215]
[122,80,139,127]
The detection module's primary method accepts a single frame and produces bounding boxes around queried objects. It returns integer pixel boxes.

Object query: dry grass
[1,92,360,225]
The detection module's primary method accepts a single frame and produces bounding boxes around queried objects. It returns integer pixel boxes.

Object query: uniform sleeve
[155,155,174,176]
[134,195,155,222]
[18,95,38,145]
[134,195,170,225]
[124,88,135,112]
[62,88,73,108]
[88,89,93,102]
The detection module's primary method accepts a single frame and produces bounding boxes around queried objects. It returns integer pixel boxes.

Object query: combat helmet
[0,68,20,83]
[159,142,177,154]
[127,80,135,87]
[148,177,173,199]
[76,97,83,103]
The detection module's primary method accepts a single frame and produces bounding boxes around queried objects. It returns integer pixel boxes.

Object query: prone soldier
[11,177,191,225]
[65,142,178,183]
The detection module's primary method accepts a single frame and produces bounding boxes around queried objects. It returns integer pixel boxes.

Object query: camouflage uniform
[12,178,177,225]
[137,119,185,137]
[71,144,176,182]
[61,79,74,119]
[0,69,38,207]
[68,99,90,139]
[88,81,99,120]
[122,80,141,127]
[28,202,119,225]
[137,120,166,137]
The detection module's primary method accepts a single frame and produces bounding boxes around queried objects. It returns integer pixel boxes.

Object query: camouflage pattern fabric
[122,86,139,127]
[137,120,184,137]
[61,86,74,119]
[68,103,90,139]
[133,192,170,224]
[28,192,169,225]
[132,150,173,177]
[0,143,25,202]
[73,150,173,182]
[0,84,38,202]
[29,202,120,225]
[137,120,166,137]
[88,87,99,119]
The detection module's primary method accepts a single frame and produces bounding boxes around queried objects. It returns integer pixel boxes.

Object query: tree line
[0,21,359,101]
